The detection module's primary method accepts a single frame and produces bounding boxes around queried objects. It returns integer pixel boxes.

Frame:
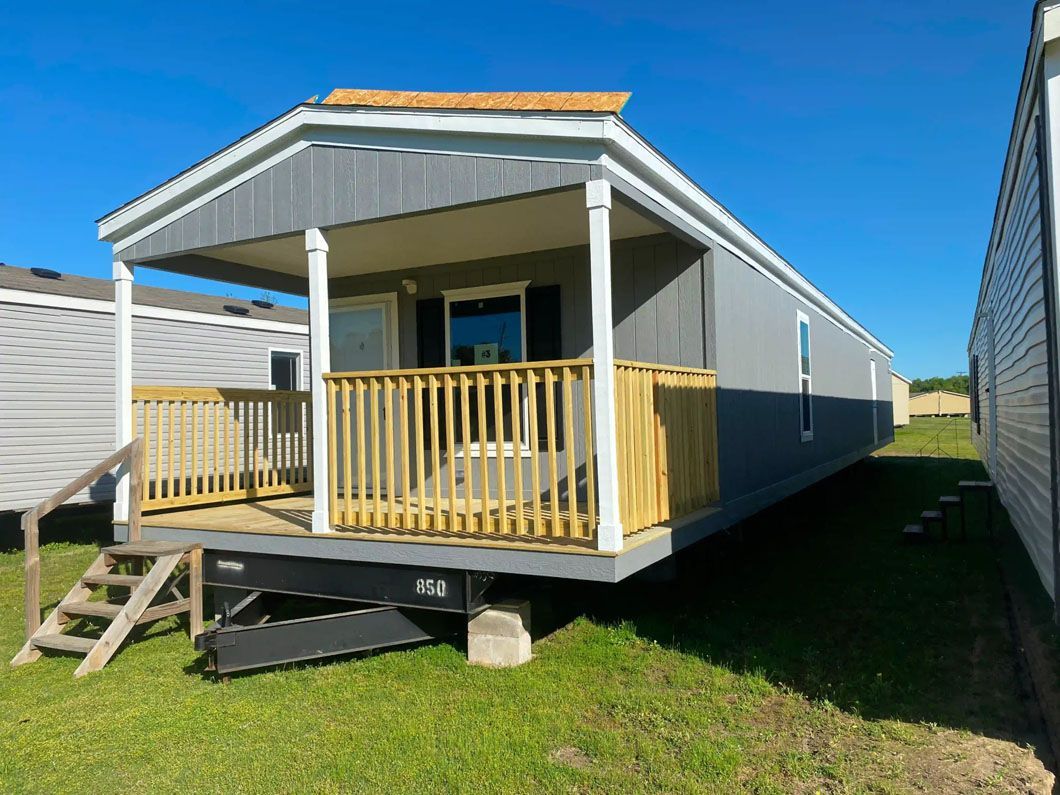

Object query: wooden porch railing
[132,386,312,511]
[22,437,143,639]
[614,361,719,535]
[324,360,597,539]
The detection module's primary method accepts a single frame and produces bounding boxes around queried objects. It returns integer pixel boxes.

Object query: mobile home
[891,371,911,426]
[0,264,309,513]
[907,390,970,418]
[970,1,1060,606]
[15,90,893,672]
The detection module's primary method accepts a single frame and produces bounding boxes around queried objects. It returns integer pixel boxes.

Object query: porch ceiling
[193,188,663,279]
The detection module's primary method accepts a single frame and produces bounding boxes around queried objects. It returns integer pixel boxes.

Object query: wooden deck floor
[138,495,676,556]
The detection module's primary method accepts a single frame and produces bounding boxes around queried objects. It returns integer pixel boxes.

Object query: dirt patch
[746,695,1053,793]
[898,731,1053,794]
[550,745,592,770]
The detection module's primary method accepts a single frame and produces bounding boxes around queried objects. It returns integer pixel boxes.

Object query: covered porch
[99,105,725,556]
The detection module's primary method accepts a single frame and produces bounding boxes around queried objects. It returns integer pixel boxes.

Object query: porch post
[306,228,332,533]
[586,180,624,551]
[113,259,134,523]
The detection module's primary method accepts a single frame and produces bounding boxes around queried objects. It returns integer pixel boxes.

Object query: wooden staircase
[902,480,995,542]
[10,437,204,677]
[11,541,202,677]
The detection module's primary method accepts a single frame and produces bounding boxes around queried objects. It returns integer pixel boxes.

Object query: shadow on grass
[0,505,113,553]
[547,455,1041,747]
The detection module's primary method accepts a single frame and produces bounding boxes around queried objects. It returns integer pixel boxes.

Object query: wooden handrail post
[21,437,143,641]
[23,511,40,641]
[128,436,144,542]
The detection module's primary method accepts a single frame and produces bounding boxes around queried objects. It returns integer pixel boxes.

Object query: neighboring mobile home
[15,89,894,671]
[907,390,971,418]
[0,263,309,512]
[970,0,1060,606]
[891,371,911,426]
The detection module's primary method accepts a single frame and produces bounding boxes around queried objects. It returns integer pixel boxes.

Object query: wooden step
[31,633,96,654]
[101,540,200,558]
[921,510,944,521]
[902,524,927,542]
[939,496,961,507]
[959,480,994,491]
[81,573,145,588]
[60,601,123,620]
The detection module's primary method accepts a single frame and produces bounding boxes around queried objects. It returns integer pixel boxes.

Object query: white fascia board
[0,288,308,335]
[1045,4,1060,43]
[600,120,892,357]
[890,370,912,384]
[98,106,610,246]
[98,104,888,355]
[98,106,307,237]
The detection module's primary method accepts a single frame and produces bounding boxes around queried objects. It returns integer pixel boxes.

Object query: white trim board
[97,103,891,358]
[0,287,309,335]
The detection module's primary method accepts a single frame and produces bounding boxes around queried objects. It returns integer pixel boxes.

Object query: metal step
[938,496,961,507]
[958,480,994,491]
[921,510,944,522]
[60,601,123,620]
[31,633,96,654]
[81,573,145,588]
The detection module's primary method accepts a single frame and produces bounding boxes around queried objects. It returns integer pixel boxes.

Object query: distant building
[891,371,911,426]
[908,390,970,418]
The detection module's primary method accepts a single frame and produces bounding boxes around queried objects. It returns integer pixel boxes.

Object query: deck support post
[306,228,332,534]
[113,259,134,523]
[586,180,624,552]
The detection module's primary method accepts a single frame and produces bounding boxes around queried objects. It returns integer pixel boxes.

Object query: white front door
[330,295,398,499]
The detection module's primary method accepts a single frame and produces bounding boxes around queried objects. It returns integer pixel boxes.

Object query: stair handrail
[22,437,144,640]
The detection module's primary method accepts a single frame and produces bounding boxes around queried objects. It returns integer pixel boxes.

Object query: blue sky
[0,1,1032,378]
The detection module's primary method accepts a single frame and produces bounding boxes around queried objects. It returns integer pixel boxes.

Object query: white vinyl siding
[0,304,309,512]
[971,109,1052,593]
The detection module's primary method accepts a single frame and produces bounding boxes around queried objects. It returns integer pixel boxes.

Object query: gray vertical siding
[0,303,309,512]
[971,116,1052,593]
[118,145,597,262]
[713,246,889,503]
[329,233,712,504]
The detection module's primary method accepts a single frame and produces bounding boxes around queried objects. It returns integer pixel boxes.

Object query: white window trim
[441,280,531,458]
[797,310,814,442]
[267,347,304,391]
[329,291,400,370]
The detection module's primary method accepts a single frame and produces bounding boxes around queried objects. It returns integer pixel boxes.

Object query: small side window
[797,311,813,442]
[270,350,300,391]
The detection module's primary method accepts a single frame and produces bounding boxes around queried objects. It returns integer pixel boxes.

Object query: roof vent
[252,299,274,310]
[30,267,62,280]
[223,304,250,316]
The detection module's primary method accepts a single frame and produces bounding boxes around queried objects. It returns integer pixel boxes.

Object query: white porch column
[113,259,134,522]
[586,180,624,551]
[306,228,332,533]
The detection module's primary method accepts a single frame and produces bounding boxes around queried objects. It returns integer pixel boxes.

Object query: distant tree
[910,374,969,395]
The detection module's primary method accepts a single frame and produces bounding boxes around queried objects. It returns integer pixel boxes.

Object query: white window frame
[328,292,400,371]
[796,310,813,442]
[442,280,531,458]
[267,347,303,391]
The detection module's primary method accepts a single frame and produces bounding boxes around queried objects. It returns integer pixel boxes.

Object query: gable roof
[321,89,631,113]
[94,95,892,359]
[0,264,307,325]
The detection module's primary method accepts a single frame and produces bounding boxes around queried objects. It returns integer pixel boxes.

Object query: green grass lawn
[0,423,1054,793]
